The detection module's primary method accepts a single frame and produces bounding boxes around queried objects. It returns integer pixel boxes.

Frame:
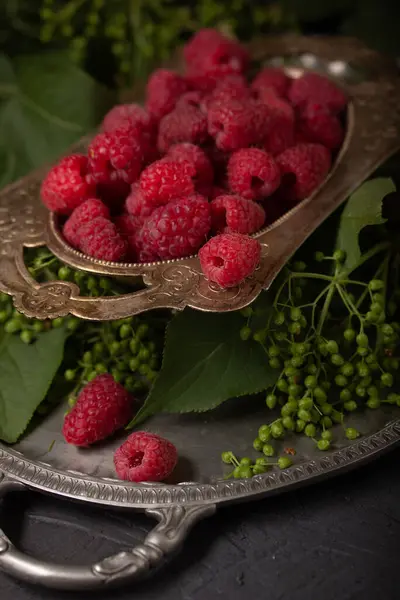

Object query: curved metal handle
[0,476,216,590]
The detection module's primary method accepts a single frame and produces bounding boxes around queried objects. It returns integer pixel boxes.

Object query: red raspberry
[102,103,154,135]
[157,105,208,153]
[204,74,250,110]
[41,154,95,215]
[184,29,249,78]
[296,101,344,150]
[63,198,110,248]
[114,431,178,482]
[176,91,205,111]
[88,126,143,186]
[288,73,347,114]
[276,143,331,202]
[211,194,265,235]
[185,73,220,94]
[199,233,261,288]
[254,95,295,156]
[125,183,157,222]
[63,374,134,446]
[79,216,127,262]
[139,194,211,260]
[227,148,281,200]
[209,185,228,200]
[146,69,189,120]
[139,159,196,206]
[167,143,214,191]
[114,213,143,261]
[251,68,290,98]
[207,99,258,151]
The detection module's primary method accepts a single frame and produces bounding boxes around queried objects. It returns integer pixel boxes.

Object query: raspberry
[88,126,144,186]
[146,69,188,120]
[207,99,258,151]
[227,148,281,200]
[41,154,96,215]
[288,73,347,114]
[79,216,127,262]
[114,213,142,261]
[185,73,220,94]
[176,91,205,111]
[296,101,344,150]
[63,374,134,446]
[139,159,195,206]
[63,198,110,248]
[255,95,295,156]
[209,185,228,200]
[157,105,208,152]
[139,194,211,260]
[199,233,261,288]
[102,103,155,135]
[276,143,332,202]
[211,194,265,234]
[204,74,250,110]
[251,68,291,98]
[125,183,157,221]
[184,29,249,78]
[167,143,214,191]
[114,431,178,482]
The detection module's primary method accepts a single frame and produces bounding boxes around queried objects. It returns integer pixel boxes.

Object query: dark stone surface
[1,448,400,600]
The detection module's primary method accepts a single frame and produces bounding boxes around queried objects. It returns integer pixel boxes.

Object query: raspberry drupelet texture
[255,95,295,156]
[199,233,261,288]
[114,431,178,482]
[139,194,211,260]
[207,99,258,151]
[63,198,110,248]
[125,183,157,222]
[78,216,127,262]
[227,148,281,200]
[102,103,155,135]
[157,105,208,152]
[88,126,144,186]
[63,374,134,446]
[296,101,344,150]
[139,159,196,206]
[288,73,347,114]
[276,143,332,202]
[167,143,214,191]
[41,154,96,215]
[114,213,143,261]
[184,29,249,78]
[251,67,291,99]
[211,194,265,235]
[204,74,250,110]
[146,69,189,120]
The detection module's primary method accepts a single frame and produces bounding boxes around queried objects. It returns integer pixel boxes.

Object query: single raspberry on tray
[184,28,249,78]
[63,374,134,446]
[211,194,265,235]
[251,67,291,99]
[41,154,96,215]
[114,431,178,482]
[145,68,189,120]
[199,233,261,288]
[139,158,195,206]
[276,143,332,202]
[296,101,344,150]
[227,148,281,200]
[207,99,258,151]
[157,105,208,152]
[167,143,214,190]
[63,198,110,248]
[102,103,155,135]
[78,216,127,262]
[139,194,211,260]
[288,73,347,114]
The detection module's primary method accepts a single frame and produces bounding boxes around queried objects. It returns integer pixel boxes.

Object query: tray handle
[0,477,216,590]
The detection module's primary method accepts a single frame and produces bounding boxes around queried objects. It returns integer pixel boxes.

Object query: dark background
[1,446,400,600]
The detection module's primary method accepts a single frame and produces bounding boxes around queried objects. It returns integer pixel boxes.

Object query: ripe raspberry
[288,73,347,114]
[102,103,155,135]
[41,154,96,215]
[276,143,331,202]
[167,143,214,191]
[199,233,261,288]
[114,213,143,261]
[63,198,110,248]
[185,73,220,94]
[176,91,205,111]
[296,101,344,150]
[207,99,258,151]
[88,126,144,186]
[146,69,188,120]
[114,431,178,482]
[184,29,249,78]
[211,194,265,235]
[251,67,290,98]
[63,374,134,446]
[227,148,281,200]
[255,95,295,156]
[157,105,208,152]
[139,159,195,206]
[204,74,250,110]
[139,194,211,260]
[125,183,157,222]
[79,216,127,262]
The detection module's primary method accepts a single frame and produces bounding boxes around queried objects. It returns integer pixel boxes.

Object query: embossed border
[1,419,399,509]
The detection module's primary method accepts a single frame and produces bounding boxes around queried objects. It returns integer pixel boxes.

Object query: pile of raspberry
[41,28,347,289]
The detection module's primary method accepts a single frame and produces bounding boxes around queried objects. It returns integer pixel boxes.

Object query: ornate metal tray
[0,36,400,591]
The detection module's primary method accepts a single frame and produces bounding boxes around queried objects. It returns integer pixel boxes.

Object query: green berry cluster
[221,451,293,479]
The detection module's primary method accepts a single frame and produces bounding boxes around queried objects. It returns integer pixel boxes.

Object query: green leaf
[0,327,67,443]
[130,308,278,426]
[335,178,395,272]
[0,51,114,186]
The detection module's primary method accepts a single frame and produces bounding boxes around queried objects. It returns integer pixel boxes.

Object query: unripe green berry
[240,326,252,341]
[333,249,346,263]
[266,393,277,409]
[345,427,359,440]
[258,424,271,442]
[304,423,316,437]
[343,328,356,342]
[317,439,331,451]
[326,340,338,354]
[278,456,292,469]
